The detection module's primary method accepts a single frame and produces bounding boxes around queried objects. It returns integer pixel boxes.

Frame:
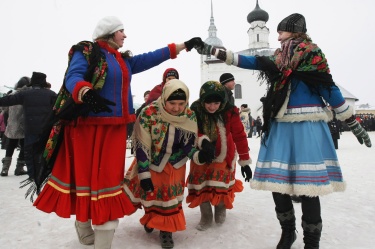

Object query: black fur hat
[30,72,47,87]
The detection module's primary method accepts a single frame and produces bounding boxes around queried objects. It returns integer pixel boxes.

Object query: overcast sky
[1,0,374,106]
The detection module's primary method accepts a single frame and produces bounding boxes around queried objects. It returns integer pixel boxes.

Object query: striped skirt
[250,120,346,196]
[186,160,244,209]
[123,159,186,232]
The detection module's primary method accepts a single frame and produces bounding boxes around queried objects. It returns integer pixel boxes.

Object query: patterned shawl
[133,79,197,161]
[256,38,335,140]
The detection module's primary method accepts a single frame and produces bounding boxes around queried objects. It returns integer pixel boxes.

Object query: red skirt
[124,160,186,232]
[34,123,136,225]
[186,160,244,209]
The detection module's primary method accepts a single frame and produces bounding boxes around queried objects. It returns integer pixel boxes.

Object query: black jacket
[0,86,57,135]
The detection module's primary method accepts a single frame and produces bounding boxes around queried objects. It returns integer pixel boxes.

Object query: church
[200,0,357,118]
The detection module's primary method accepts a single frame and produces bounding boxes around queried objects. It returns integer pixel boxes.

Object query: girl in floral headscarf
[123,79,211,249]
[186,81,252,231]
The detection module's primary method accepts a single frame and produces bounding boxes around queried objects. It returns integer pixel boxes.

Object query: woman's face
[278,31,293,43]
[204,102,221,113]
[164,100,187,116]
[113,29,126,47]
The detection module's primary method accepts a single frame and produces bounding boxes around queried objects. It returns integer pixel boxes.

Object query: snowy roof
[336,84,358,101]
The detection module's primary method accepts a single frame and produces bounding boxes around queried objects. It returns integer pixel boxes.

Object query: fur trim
[93,219,119,230]
[238,159,252,167]
[250,180,346,197]
[213,121,227,163]
[225,50,234,65]
[335,104,353,121]
[72,81,92,103]
[138,171,151,180]
[276,106,333,123]
[168,43,177,59]
[197,135,210,149]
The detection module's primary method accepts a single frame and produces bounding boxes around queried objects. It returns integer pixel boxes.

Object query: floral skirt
[250,121,346,197]
[186,160,244,209]
[123,159,186,232]
[33,124,136,225]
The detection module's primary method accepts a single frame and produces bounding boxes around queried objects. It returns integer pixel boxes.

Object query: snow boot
[93,219,118,249]
[144,224,154,233]
[1,157,12,176]
[302,220,322,249]
[14,159,28,176]
[276,208,297,249]
[214,201,227,225]
[196,201,213,231]
[159,231,174,248]
[75,220,94,245]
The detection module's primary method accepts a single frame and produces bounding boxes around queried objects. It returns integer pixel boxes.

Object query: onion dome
[247,0,269,23]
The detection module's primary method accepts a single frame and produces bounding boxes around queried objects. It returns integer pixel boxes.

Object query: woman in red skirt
[33,16,201,248]
[186,80,252,231]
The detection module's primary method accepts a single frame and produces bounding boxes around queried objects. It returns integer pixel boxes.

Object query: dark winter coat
[0,86,57,135]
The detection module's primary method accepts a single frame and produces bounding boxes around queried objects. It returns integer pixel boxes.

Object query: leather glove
[82,89,116,114]
[241,165,252,182]
[184,37,204,51]
[198,150,213,164]
[201,139,215,161]
[140,178,154,192]
[345,116,371,147]
[195,42,214,55]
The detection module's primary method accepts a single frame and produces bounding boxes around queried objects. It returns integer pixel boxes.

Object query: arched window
[235,84,242,99]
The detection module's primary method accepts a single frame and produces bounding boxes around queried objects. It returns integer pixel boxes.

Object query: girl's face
[204,102,221,113]
[164,100,187,116]
[113,29,126,47]
[278,31,293,43]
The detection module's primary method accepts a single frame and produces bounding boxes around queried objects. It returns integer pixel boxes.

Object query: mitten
[241,165,252,182]
[184,37,204,51]
[82,89,116,114]
[198,150,213,164]
[201,139,215,161]
[140,178,154,192]
[345,116,371,147]
[195,42,214,55]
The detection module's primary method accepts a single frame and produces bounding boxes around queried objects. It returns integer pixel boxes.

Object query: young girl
[123,79,212,249]
[195,13,371,249]
[186,81,252,231]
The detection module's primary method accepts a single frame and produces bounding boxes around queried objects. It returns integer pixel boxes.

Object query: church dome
[247,0,269,23]
[204,36,223,47]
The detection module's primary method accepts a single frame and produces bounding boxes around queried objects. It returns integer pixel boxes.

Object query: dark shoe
[144,224,154,233]
[276,209,297,249]
[302,220,322,249]
[159,231,174,248]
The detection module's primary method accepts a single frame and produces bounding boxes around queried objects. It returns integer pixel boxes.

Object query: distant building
[200,0,357,117]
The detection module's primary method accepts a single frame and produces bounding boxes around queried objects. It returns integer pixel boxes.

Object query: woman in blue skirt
[194,13,371,249]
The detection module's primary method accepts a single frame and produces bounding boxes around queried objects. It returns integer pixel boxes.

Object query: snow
[0,132,374,249]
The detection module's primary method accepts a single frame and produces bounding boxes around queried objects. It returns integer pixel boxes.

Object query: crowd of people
[1,13,372,249]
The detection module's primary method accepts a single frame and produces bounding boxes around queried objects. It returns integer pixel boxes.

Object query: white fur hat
[92,16,124,40]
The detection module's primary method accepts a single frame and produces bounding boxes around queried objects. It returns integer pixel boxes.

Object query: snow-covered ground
[0,132,374,249]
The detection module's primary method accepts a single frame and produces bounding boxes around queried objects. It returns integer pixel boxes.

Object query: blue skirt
[250,121,346,196]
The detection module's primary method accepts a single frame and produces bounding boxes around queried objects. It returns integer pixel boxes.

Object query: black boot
[276,208,297,249]
[1,157,12,176]
[14,159,28,176]
[302,220,322,249]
